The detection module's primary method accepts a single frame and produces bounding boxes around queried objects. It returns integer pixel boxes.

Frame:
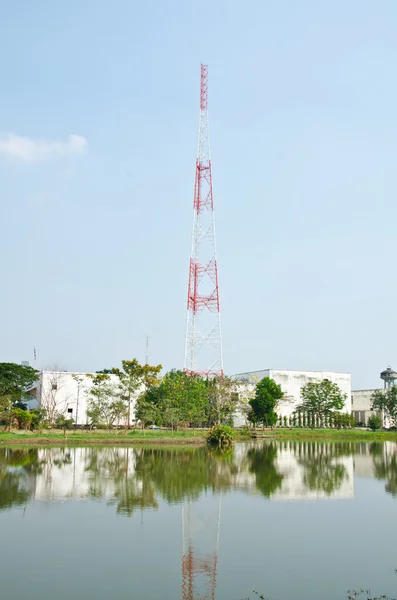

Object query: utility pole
[72,374,84,429]
[145,335,151,365]
[183,64,223,377]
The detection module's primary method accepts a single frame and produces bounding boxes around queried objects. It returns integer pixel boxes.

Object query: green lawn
[250,427,397,441]
[0,427,396,446]
[0,428,207,445]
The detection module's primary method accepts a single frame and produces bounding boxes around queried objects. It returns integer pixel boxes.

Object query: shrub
[55,414,74,432]
[11,408,33,430]
[207,425,235,447]
[30,408,47,431]
[368,414,382,431]
[332,412,356,429]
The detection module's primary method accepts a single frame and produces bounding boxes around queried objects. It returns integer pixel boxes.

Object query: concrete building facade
[29,371,142,426]
[351,389,382,426]
[233,369,351,426]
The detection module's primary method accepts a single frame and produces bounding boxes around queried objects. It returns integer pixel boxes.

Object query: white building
[28,371,142,426]
[233,369,351,426]
[351,389,383,426]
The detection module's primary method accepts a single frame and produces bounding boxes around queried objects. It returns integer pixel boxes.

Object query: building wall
[35,371,142,426]
[351,389,382,425]
[233,369,351,426]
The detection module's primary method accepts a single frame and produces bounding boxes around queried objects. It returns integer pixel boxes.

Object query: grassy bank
[251,428,397,442]
[0,429,207,446]
[1,427,397,446]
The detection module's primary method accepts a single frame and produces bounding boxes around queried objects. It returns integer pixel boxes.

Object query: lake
[1,441,397,600]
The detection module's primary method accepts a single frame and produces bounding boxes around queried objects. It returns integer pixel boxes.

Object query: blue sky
[1,0,396,388]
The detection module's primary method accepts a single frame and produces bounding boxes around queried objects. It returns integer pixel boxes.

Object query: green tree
[54,414,74,435]
[141,363,163,391]
[104,359,162,427]
[181,373,208,427]
[206,376,238,425]
[135,387,162,428]
[248,377,283,429]
[86,373,127,428]
[29,408,47,432]
[0,363,38,428]
[297,379,346,425]
[0,362,38,402]
[138,370,208,429]
[11,408,33,430]
[371,386,397,428]
[368,414,382,431]
[112,360,145,428]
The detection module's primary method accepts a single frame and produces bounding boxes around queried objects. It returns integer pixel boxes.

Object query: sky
[1,0,396,389]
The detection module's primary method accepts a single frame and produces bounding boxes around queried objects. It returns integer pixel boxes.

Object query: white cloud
[0,133,88,161]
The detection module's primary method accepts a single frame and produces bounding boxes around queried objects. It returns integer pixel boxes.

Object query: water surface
[1,441,397,600]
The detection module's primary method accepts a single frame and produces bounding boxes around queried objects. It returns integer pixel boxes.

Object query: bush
[55,414,74,431]
[207,425,235,447]
[332,412,356,429]
[30,408,47,431]
[368,414,382,431]
[11,408,33,430]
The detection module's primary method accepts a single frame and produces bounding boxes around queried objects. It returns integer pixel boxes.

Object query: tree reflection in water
[247,443,284,498]
[370,442,397,497]
[294,442,349,496]
[0,440,366,512]
[0,448,43,511]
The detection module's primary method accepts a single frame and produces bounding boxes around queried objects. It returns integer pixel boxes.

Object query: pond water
[1,441,397,600]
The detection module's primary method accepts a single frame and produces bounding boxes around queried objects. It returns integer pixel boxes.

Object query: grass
[0,428,207,446]
[1,427,397,446]
[250,428,397,441]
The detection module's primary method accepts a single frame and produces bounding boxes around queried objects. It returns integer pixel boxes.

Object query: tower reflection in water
[1,441,376,599]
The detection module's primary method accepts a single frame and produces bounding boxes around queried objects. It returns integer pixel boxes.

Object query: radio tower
[184,64,224,377]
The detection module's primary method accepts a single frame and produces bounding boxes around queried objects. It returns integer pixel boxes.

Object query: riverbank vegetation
[1,361,397,441]
[2,427,397,445]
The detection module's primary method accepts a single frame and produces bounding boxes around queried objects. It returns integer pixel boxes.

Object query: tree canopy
[371,386,397,428]
[248,377,283,428]
[0,363,39,427]
[297,379,346,421]
[0,363,38,404]
[136,370,209,428]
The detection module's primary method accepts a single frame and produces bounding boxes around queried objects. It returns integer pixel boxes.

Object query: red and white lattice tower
[184,64,224,377]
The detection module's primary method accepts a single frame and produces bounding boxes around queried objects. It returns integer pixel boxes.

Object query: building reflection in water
[4,440,397,599]
[0,442,362,510]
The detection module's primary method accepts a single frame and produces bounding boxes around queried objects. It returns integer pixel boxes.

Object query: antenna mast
[183,64,224,376]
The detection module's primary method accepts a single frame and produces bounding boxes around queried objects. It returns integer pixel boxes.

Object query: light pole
[72,375,84,429]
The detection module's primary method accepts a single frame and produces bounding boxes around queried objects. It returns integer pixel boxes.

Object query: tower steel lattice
[184,64,224,377]
[181,497,221,600]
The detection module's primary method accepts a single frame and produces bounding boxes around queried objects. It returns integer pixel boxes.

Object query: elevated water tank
[380,366,397,389]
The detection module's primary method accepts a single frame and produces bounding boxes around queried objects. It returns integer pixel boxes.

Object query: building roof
[234,368,351,377]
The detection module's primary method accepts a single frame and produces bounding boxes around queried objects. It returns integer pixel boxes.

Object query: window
[67,408,73,414]
[52,384,58,391]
